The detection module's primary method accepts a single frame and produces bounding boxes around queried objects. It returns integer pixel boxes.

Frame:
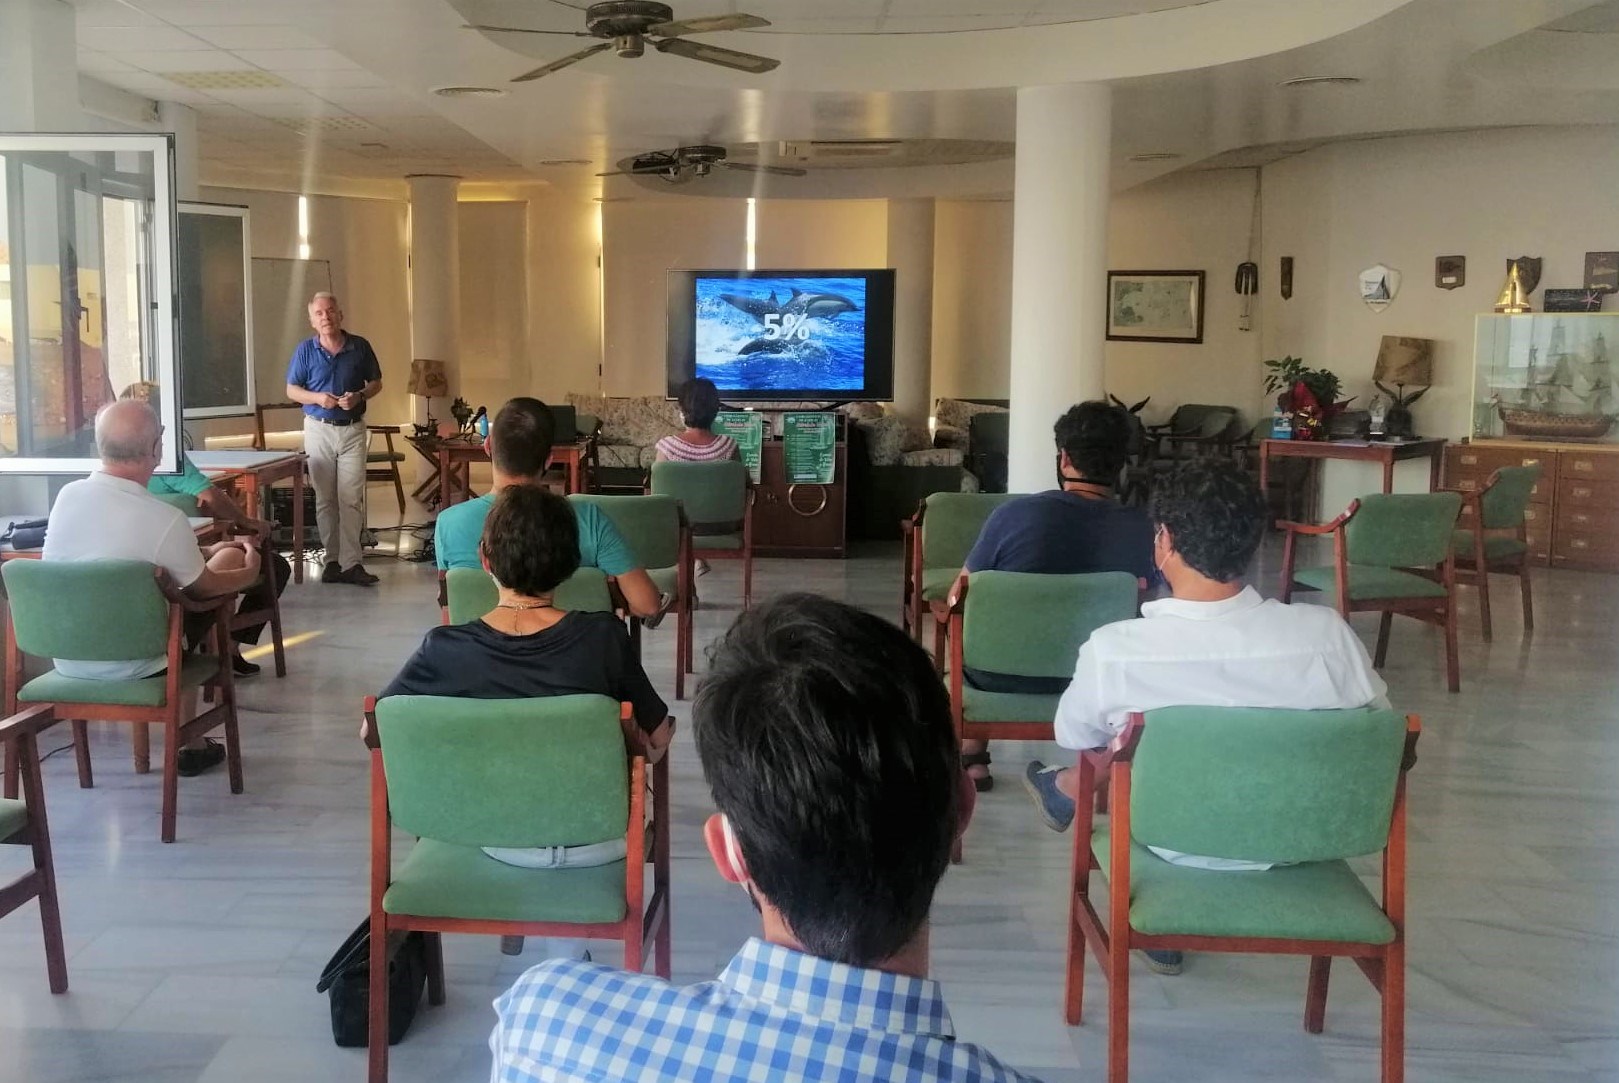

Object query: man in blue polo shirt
[435,397,662,621]
[285,292,382,586]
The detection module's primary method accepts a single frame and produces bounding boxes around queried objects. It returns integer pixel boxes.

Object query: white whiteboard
[250,257,332,407]
[178,202,254,419]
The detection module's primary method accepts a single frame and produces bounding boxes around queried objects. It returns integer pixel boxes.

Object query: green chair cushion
[18,654,220,707]
[0,798,27,841]
[920,568,957,602]
[962,685,1062,724]
[692,534,742,552]
[1452,530,1527,560]
[384,838,628,924]
[1293,565,1448,601]
[1092,828,1395,944]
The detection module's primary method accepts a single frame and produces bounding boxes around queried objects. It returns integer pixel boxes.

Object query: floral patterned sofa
[845,403,977,541]
[565,393,685,489]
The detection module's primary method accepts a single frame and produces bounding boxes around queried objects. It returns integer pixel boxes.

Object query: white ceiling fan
[598,144,807,182]
[465,1,780,83]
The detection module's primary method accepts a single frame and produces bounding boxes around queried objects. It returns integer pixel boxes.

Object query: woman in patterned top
[655,378,739,463]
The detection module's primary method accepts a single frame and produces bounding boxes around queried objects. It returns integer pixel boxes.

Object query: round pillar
[0,0,79,131]
[1007,83,1112,493]
[407,174,461,433]
[158,101,200,200]
[886,198,935,427]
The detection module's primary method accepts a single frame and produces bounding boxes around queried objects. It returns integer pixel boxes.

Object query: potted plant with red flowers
[1263,356,1348,441]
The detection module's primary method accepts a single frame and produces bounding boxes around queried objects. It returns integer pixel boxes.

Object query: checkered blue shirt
[489,937,1041,1082]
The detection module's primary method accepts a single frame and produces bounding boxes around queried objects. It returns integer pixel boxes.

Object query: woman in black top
[380,484,666,732]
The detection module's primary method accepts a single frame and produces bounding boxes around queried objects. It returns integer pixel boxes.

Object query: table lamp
[406,358,449,432]
[1371,336,1434,440]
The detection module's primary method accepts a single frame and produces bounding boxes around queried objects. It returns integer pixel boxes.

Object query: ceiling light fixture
[1128,152,1182,162]
[432,85,509,98]
[537,158,591,166]
[1278,75,1363,88]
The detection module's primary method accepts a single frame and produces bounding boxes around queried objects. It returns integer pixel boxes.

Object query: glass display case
[1473,313,1619,444]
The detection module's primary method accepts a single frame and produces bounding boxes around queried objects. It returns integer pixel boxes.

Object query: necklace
[496,600,553,611]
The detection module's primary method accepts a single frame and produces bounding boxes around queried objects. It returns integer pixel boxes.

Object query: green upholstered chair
[571,494,694,697]
[1450,464,1541,641]
[0,704,67,994]
[363,693,671,1083]
[1280,492,1464,692]
[0,560,243,843]
[649,458,753,610]
[1066,707,1419,1083]
[901,491,1016,668]
[946,569,1138,860]
[442,566,616,626]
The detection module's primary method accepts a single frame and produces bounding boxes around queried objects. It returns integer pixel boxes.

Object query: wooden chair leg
[222,689,244,797]
[71,720,92,789]
[1304,955,1331,1033]
[1443,601,1460,694]
[132,724,151,774]
[368,911,389,1082]
[390,463,406,515]
[1519,562,1534,632]
[932,615,946,675]
[1374,613,1393,668]
[1107,932,1130,1083]
[674,606,687,702]
[1063,896,1087,1026]
[425,932,446,1006]
[160,717,180,844]
[1475,568,1494,642]
[742,551,752,610]
[1382,946,1405,1083]
[22,733,68,994]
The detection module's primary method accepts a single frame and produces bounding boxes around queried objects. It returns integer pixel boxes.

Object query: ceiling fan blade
[595,170,633,177]
[511,42,612,82]
[649,14,770,37]
[464,23,591,36]
[654,37,779,74]
[723,161,807,177]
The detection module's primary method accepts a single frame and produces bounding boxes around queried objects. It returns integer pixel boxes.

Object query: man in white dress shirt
[1022,457,1387,974]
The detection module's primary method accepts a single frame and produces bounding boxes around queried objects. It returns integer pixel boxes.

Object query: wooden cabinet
[752,440,847,558]
[1444,441,1619,571]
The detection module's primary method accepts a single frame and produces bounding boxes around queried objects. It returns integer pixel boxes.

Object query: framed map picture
[1106,270,1205,343]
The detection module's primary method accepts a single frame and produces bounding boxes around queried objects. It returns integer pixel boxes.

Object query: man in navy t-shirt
[958,400,1153,790]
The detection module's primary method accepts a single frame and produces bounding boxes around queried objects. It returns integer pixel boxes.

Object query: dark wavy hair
[1054,401,1133,484]
[694,593,961,968]
[1149,458,1268,583]
[678,378,722,431]
[480,484,579,596]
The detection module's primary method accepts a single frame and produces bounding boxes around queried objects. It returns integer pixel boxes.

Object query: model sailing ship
[1493,321,1615,440]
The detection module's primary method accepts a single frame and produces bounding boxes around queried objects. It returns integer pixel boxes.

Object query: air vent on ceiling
[778,139,903,161]
[274,115,379,134]
[1278,75,1363,88]
[538,158,590,166]
[160,70,287,90]
[433,85,508,98]
[1128,152,1183,162]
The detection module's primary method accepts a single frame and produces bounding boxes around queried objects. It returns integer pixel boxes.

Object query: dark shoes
[1023,760,1076,832]
[176,738,226,778]
[323,561,378,586]
[232,653,261,677]
[1143,950,1184,975]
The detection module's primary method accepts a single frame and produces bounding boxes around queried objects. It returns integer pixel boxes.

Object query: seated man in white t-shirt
[43,400,263,776]
[1022,458,1388,975]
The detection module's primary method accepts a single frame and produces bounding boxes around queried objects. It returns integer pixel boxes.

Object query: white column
[886,198,935,427]
[407,175,461,437]
[1007,83,1112,494]
[0,0,79,130]
[158,101,200,201]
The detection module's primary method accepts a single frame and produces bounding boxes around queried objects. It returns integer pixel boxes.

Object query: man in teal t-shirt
[433,398,661,619]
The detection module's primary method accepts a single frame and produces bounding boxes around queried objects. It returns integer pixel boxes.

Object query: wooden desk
[190,450,308,583]
[435,440,590,508]
[1258,438,1446,518]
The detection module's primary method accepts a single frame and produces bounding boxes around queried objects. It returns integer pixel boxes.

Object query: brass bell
[1494,262,1532,314]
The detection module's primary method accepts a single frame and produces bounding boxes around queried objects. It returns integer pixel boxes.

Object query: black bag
[2,517,47,551]
[316,920,429,1047]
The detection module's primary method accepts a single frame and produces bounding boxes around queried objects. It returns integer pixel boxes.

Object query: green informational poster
[782,411,837,485]
[713,411,764,484]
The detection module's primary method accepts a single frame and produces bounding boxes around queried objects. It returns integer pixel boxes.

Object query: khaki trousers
[304,417,369,569]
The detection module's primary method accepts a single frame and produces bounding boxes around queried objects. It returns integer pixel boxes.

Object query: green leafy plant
[1263,356,1342,406]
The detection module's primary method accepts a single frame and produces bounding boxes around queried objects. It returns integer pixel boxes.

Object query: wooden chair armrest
[0,704,55,744]
[621,710,675,764]
[361,695,380,750]
[899,519,916,538]
[155,570,234,614]
[1277,502,1357,537]
[944,571,970,612]
[1108,713,1147,760]
[367,424,401,434]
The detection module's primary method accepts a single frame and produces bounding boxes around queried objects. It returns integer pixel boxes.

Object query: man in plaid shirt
[490,593,1040,1082]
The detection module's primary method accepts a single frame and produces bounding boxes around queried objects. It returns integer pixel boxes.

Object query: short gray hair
[95,400,162,465]
[309,291,339,307]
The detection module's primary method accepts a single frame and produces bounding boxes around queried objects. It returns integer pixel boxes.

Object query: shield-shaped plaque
[1358,264,1401,312]
[1506,256,1542,295]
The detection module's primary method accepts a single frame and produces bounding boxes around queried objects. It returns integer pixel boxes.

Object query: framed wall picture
[1586,251,1619,294]
[1106,270,1205,343]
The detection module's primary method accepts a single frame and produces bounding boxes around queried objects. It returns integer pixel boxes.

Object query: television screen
[666,269,895,401]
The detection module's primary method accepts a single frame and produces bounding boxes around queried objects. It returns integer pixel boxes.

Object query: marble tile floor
[0,496,1617,1081]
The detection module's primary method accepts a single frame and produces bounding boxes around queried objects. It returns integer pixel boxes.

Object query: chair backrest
[962,570,1137,679]
[1195,407,1237,439]
[570,494,682,570]
[1342,492,1462,568]
[150,492,201,517]
[444,566,613,625]
[1167,403,1229,435]
[2,559,171,661]
[920,492,1016,571]
[649,460,748,534]
[1478,464,1542,530]
[1130,706,1409,864]
[376,694,629,849]
[968,411,1010,454]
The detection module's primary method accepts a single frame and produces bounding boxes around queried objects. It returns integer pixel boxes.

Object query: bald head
[95,399,163,470]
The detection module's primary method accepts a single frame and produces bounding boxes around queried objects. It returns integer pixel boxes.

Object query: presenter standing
[286,292,382,585]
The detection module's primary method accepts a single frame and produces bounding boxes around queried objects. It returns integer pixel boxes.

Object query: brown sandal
[962,750,994,792]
